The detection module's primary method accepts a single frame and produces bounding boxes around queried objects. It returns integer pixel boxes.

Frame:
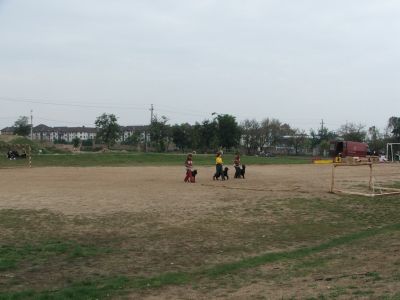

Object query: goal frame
[330,162,400,197]
[386,143,400,162]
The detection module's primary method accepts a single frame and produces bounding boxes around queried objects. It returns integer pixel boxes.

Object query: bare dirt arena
[1,164,400,299]
[1,164,399,216]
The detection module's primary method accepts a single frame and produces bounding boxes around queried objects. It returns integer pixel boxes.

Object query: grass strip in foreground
[2,223,400,299]
[0,240,112,271]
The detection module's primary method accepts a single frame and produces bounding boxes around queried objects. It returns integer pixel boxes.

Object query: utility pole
[320,119,327,157]
[30,109,33,140]
[145,104,154,153]
[150,104,154,124]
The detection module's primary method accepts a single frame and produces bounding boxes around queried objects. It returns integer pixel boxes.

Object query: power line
[0,96,301,122]
[35,117,94,127]
[0,116,19,119]
[156,108,209,118]
[0,97,148,111]
[0,96,211,118]
[0,96,383,131]
[155,104,211,118]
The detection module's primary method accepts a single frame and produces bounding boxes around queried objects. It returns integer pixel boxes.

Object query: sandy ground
[0,164,399,216]
[1,163,400,299]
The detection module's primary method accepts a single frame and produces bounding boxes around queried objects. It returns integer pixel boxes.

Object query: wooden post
[387,143,389,162]
[392,144,394,162]
[330,164,335,193]
[29,145,32,168]
[368,163,372,191]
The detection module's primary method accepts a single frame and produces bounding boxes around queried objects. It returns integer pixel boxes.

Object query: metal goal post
[386,143,400,162]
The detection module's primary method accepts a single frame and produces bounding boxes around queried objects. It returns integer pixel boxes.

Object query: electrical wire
[0,96,383,131]
[35,117,94,127]
[0,97,148,111]
[0,116,20,120]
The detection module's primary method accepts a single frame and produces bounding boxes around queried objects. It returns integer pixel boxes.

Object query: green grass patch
[365,271,382,281]
[328,286,348,298]
[0,276,129,300]
[201,223,400,279]
[0,240,111,271]
[384,181,400,189]
[1,195,399,298]
[292,255,332,270]
[352,289,374,296]
[0,209,65,229]
[388,292,400,300]
[0,152,311,168]
[3,223,398,299]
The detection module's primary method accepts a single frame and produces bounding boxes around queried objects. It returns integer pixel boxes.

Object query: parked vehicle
[329,141,368,158]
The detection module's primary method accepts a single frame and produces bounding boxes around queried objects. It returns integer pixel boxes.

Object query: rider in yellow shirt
[213,152,224,180]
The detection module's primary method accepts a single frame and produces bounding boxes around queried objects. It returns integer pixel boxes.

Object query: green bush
[81,139,94,147]
[81,146,103,152]
[0,138,39,154]
[53,139,69,145]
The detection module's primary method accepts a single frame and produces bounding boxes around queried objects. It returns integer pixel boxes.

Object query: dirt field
[1,164,400,299]
[2,163,399,215]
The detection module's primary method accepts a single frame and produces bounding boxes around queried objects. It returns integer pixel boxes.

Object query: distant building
[120,125,148,143]
[31,124,97,142]
[23,124,147,143]
[0,127,15,135]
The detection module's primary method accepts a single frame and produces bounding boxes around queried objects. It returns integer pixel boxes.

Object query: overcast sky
[0,0,399,132]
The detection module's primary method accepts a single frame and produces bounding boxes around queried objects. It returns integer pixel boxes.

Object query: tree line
[95,114,400,155]
[10,114,400,155]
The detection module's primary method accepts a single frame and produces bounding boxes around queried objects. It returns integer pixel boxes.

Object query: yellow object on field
[313,159,333,164]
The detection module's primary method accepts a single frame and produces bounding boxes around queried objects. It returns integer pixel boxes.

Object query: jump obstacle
[330,162,400,197]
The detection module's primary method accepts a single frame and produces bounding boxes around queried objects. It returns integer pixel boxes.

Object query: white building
[32,124,97,143]
[2,123,149,144]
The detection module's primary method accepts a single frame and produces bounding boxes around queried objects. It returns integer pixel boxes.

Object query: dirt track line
[200,183,304,193]
[314,272,373,281]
